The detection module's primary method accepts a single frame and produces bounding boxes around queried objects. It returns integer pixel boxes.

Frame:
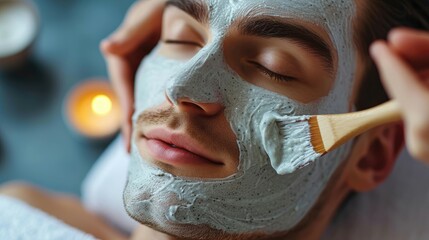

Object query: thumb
[101,0,164,56]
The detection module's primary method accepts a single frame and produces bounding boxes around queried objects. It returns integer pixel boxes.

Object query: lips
[141,128,223,166]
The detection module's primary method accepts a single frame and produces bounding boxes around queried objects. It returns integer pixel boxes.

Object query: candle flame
[91,94,112,116]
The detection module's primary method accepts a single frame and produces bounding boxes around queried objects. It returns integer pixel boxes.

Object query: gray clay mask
[124,0,356,238]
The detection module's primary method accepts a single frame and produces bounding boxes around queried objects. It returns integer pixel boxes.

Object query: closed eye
[163,39,204,48]
[248,60,296,82]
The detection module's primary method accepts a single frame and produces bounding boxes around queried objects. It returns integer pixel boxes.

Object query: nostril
[165,92,174,106]
[181,101,205,112]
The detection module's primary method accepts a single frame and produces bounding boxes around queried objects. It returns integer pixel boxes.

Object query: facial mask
[125,0,356,238]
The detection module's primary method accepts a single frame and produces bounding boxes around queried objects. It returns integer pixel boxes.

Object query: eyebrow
[165,1,333,73]
[237,16,334,73]
[166,0,209,24]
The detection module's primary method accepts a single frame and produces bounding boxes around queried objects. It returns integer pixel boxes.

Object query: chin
[123,179,214,239]
[123,180,278,240]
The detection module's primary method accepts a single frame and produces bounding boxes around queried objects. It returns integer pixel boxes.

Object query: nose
[166,92,223,116]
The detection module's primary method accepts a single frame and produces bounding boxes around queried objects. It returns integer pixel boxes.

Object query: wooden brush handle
[320,100,402,152]
[348,100,401,129]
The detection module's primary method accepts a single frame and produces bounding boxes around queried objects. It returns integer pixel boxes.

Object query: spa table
[0,0,134,195]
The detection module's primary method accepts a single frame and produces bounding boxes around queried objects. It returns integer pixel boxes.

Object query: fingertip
[387,28,411,50]
[370,40,388,59]
[388,27,423,42]
[389,27,429,51]
[388,28,407,40]
[101,38,126,55]
[388,28,429,60]
[102,29,134,55]
[100,39,112,54]
[407,135,429,163]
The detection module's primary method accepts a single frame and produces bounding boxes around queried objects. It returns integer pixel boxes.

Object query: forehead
[208,0,353,31]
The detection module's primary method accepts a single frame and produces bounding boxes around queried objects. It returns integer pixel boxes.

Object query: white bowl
[0,0,39,69]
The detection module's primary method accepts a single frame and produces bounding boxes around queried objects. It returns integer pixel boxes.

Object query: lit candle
[64,80,121,140]
[0,0,39,68]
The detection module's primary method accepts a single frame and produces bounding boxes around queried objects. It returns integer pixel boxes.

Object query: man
[1,1,429,240]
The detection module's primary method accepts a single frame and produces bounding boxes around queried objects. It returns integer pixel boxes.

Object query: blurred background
[0,0,134,195]
[1,0,429,239]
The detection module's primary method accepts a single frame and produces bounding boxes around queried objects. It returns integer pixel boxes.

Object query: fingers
[370,41,427,106]
[101,0,164,56]
[105,56,135,152]
[105,56,134,107]
[371,30,429,162]
[101,0,166,151]
[388,28,429,70]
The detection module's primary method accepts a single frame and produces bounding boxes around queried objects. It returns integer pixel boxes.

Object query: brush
[309,100,402,155]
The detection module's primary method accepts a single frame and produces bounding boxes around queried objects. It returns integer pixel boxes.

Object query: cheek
[133,48,186,121]
[219,74,310,170]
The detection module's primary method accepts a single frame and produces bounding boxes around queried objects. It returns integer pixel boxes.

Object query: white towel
[0,195,96,240]
[81,137,138,234]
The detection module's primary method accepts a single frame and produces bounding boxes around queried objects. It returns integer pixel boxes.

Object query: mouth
[140,128,224,166]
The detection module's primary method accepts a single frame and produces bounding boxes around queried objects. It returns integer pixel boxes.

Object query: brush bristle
[309,116,326,155]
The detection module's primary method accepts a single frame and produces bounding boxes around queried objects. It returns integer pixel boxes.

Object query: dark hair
[353,0,429,111]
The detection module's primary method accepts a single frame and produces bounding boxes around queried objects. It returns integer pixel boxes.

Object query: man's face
[124,0,356,239]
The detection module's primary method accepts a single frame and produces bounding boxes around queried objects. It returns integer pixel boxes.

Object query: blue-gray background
[1,1,429,239]
[0,0,134,195]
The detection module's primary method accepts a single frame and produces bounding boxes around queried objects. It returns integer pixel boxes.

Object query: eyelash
[163,40,295,82]
[249,61,296,82]
[163,39,203,48]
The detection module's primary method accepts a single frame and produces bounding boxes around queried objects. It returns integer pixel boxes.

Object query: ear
[345,122,404,192]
